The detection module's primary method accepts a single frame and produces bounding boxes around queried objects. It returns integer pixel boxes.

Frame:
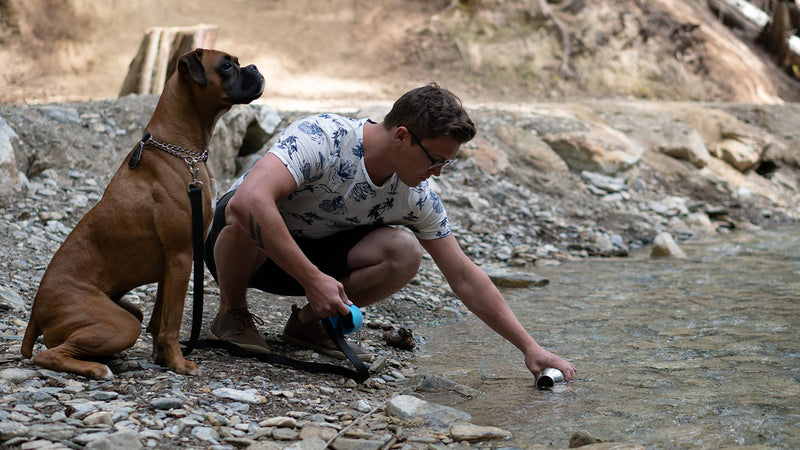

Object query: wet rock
[449,422,512,442]
[383,327,415,350]
[570,430,603,447]
[650,232,687,259]
[573,443,645,450]
[483,267,549,288]
[412,374,479,398]
[385,395,471,427]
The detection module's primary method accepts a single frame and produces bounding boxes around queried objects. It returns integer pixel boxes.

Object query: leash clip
[187,158,204,191]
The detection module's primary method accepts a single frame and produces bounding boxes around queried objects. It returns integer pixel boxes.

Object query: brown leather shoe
[282,304,373,361]
[209,308,271,354]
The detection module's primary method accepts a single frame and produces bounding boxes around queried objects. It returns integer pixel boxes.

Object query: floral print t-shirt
[228,114,451,240]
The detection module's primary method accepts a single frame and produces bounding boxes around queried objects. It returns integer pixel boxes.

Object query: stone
[247,441,284,450]
[148,397,185,410]
[212,387,266,404]
[258,416,297,428]
[384,395,471,428]
[570,430,603,447]
[483,266,549,288]
[0,421,28,440]
[0,117,21,196]
[83,411,114,427]
[272,427,300,440]
[495,123,569,174]
[0,285,26,312]
[581,171,627,193]
[299,423,338,441]
[329,436,388,450]
[713,135,761,172]
[84,429,143,450]
[283,437,327,450]
[533,116,644,175]
[0,368,40,384]
[191,426,220,443]
[650,232,687,259]
[449,422,512,442]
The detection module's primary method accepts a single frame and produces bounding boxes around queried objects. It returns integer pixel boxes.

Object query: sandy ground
[2,0,800,109]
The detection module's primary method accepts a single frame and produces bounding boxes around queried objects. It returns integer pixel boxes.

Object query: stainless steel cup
[536,367,565,389]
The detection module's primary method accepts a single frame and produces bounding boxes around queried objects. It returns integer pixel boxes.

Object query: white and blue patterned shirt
[228,114,451,240]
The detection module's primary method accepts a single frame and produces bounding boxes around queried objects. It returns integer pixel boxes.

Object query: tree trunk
[118,24,218,97]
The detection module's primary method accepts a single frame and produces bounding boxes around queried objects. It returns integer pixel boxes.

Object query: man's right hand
[301,272,353,321]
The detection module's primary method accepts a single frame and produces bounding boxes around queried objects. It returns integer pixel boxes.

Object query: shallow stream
[413,226,800,448]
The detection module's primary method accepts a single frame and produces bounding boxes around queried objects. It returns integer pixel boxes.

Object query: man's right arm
[227,153,352,318]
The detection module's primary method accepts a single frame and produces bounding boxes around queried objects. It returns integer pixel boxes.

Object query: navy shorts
[204,190,381,296]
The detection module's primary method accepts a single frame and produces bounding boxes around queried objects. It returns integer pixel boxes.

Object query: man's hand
[302,272,353,320]
[524,347,577,381]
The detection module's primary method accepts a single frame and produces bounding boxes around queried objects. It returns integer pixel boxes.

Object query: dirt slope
[1,0,799,107]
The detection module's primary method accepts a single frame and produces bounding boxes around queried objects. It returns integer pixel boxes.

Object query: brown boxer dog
[21,49,264,379]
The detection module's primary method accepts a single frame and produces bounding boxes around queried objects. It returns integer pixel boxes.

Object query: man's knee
[388,230,423,277]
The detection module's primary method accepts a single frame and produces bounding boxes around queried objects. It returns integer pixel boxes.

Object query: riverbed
[413,226,800,448]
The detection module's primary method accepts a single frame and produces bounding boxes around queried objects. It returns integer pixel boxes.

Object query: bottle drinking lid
[328,304,363,335]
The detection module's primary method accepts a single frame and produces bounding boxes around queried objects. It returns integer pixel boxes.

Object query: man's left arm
[420,234,576,380]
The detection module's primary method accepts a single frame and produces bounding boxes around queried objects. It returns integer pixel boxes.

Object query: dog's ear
[178,49,208,87]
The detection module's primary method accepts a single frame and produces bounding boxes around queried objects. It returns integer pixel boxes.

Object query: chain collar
[143,133,208,165]
[128,132,208,189]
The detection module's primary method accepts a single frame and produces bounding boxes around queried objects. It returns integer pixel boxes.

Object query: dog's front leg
[150,253,199,376]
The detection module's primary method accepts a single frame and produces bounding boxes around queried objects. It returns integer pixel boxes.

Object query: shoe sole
[208,330,272,355]
[281,333,373,362]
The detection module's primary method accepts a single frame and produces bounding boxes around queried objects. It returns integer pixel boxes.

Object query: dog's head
[176,48,265,106]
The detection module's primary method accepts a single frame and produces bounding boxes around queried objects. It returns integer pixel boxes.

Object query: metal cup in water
[536,367,565,389]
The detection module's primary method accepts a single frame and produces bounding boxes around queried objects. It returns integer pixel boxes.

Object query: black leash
[184,182,205,355]
[182,326,370,383]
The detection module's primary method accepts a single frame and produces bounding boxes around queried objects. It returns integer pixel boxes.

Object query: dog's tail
[21,318,40,359]
[116,298,144,322]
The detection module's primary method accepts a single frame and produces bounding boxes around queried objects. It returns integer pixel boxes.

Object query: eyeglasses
[407,129,455,170]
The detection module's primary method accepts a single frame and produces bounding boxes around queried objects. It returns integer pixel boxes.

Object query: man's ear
[177,49,208,87]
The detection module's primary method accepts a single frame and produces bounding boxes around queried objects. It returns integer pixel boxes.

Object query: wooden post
[119,24,218,97]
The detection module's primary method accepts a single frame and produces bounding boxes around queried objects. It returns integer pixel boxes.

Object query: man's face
[397,128,461,187]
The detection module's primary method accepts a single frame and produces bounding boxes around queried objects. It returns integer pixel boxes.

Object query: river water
[412,225,800,448]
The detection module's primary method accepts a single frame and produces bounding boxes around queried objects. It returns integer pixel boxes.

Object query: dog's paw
[172,359,200,376]
[88,364,114,380]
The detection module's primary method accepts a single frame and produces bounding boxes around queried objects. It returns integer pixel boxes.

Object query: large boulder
[519,111,644,175]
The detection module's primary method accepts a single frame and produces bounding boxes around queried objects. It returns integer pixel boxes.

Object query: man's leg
[291,227,422,348]
[343,227,423,305]
[207,204,271,353]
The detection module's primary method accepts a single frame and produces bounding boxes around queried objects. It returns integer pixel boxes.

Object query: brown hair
[383,83,476,143]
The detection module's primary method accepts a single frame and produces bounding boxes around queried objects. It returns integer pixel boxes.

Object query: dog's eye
[220,62,233,72]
